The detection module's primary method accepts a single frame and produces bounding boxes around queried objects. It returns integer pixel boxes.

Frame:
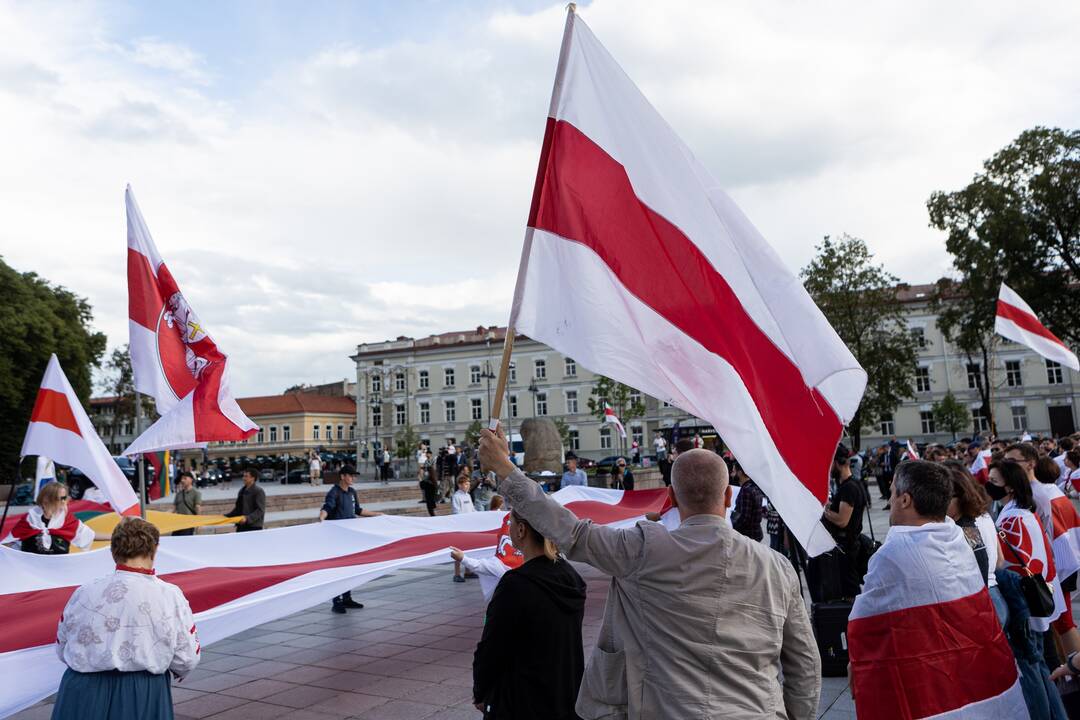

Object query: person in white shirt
[653,433,667,460]
[309,452,322,486]
[52,517,200,720]
[452,475,476,582]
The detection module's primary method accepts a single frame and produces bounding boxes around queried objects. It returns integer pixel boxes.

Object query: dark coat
[225,482,266,530]
[473,556,587,720]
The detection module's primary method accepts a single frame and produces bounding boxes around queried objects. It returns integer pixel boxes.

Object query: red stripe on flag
[127,248,163,331]
[0,491,668,653]
[30,389,81,436]
[1051,495,1080,539]
[530,118,840,502]
[849,589,1017,719]
[997,299,1068,349]
[192,362,256,443]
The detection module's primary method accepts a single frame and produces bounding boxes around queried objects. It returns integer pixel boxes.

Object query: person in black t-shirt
[821,444,866,598]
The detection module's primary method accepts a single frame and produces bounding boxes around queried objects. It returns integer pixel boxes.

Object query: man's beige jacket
[499,469,821,719]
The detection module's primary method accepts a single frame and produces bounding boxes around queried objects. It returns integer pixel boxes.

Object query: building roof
[90,396,119,406]
[237,393,356,418]
[353,325,528,358]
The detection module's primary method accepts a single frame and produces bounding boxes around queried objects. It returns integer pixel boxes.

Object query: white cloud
[0,0,1078,397]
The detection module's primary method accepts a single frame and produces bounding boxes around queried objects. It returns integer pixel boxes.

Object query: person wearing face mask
[471,509,586,720]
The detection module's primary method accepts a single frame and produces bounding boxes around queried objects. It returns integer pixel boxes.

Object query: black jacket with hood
[473,555,587,720]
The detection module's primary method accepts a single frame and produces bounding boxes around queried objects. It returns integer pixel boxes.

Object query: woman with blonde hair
[8,481,104,555]
[52,516,200,719]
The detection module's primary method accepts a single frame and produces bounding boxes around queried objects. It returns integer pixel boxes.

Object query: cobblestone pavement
[14,557,855,720]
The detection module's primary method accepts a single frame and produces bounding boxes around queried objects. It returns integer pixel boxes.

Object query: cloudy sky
[2,0,1078,397]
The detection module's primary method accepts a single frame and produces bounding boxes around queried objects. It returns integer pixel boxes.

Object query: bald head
[671,449,729,516]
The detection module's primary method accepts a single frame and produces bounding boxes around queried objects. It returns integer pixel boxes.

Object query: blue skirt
[52,668,173,720]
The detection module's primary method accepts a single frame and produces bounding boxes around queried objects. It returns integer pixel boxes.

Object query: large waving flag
[0,485,667,717]
[996,282,1079,371]
[508,8,865,555]
[848,522,1026,719]
[124,187,257,455]
[20,356,139,516]
[603,402,627,439]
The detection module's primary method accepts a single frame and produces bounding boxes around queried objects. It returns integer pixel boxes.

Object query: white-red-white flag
[906,439,919,460]
[20,355,139,516]
[124,187,257,455]
[849,522,1027,719]
[1030,480,1080,582]
[508,9,865,555]
[998,501,1066,631]
[996,283,1078,371]
[969,449,991,483]
[603,402,627,439]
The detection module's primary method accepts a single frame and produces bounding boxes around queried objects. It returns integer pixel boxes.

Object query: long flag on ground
[848,522,1027,719]
[124,186,258,455]
[0,485,668,718]
[19,355,139,516]
[508,8,866,555]
[995,282,1079,371]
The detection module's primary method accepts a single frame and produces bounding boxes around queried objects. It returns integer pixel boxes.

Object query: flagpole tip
[566,2,576,14]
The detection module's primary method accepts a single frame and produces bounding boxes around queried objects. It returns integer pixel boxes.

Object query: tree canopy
[0,257,107,480]
[800,234,918,450]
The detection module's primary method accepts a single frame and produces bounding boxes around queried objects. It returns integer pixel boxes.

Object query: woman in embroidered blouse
[10,482,101,555]
[52,517,201,720]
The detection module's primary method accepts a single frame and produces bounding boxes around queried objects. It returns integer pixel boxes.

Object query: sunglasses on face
[58,495,69,501]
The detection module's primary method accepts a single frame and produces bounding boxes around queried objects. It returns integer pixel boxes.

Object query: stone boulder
[520,418,564,474]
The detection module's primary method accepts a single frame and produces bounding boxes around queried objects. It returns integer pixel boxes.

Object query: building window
[337,424,344,440]
[629,390,642,406]
[536,393,548,416]
[972,407,990,432]
[470,365,481,384]
[1048,360,1064,385]
[509,395,518,418]
[419,402,430,424]
[349,424,355,439]
[966,363,981,390]
[445,400,456,423]
[444,367,455,387]
[418,370,429,389]
[313,425,320,440]
[534,359,546,379]
[257,428,265,443]
[1011,405,1028,431]
[631,425,643,447]
[919,411,935,435]
[569,429,580,451]
[566,390,578,414]
[600,426,612,450]
[1006,360,1023,387]
[269,426,278,443]
[471,398,483,421]
[395,405,406,425]
[283,425,291,442]
[372,374,381,393]
[915,366,930,393]
[326,424,333,440]
[910,327,926,349]
[879,413,895,436]
[395,372,405,392]
[565,358,576,376]
[509,364,517,383]
[372,408,381,427]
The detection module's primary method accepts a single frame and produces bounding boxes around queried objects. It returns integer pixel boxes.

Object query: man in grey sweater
[479,424,820,720]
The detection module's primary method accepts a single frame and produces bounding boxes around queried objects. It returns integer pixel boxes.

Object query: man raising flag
[123,187,258,455]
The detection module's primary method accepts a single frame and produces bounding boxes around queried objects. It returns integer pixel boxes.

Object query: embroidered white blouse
[56,568,201,678]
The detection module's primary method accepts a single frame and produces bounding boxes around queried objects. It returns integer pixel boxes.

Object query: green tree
[394,423,420,460]
[587,376,646,455]
[932,391,970,441]
[552,418,571,450]
[0,258,107,480]
[463,420,484,449]
[800,235,918,451]
[927,128,1080,434]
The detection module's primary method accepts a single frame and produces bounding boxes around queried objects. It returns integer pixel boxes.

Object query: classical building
[352,287,1080,455]
[862,284,1080,444]
[351,327,707,460]
[88,396,155,456]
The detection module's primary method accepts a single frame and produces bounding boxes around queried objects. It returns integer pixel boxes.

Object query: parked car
[64,456,139,499]
[257,468,275,482]
[285,469,311,484]
[595,456,629,473]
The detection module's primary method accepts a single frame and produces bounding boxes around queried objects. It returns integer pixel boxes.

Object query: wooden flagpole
[488,2,577,431]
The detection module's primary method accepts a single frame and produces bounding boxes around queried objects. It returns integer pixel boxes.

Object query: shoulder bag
[998,529,1056,617]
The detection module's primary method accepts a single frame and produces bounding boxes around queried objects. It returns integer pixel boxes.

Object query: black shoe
[882,503,890,510]
[342,599,364,609]
[463,572,478,579]
[331,603,346,614]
